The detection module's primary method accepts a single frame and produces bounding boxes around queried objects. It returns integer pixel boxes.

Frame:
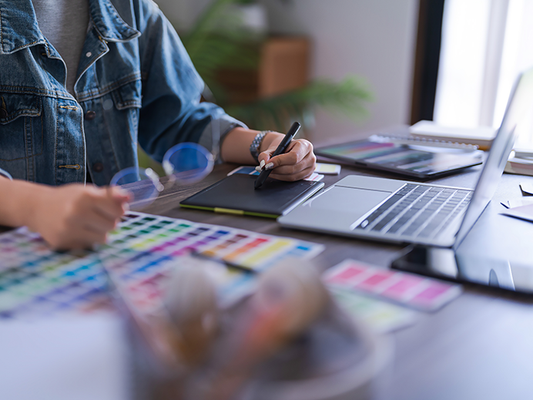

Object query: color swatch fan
[0,212,324,319]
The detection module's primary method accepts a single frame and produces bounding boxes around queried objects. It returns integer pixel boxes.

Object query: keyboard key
[354,184,473,239]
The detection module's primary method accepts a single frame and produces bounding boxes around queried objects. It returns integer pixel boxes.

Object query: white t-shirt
[32,0,90,95]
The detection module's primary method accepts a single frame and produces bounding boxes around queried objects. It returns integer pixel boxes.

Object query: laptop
[279,68,533,248]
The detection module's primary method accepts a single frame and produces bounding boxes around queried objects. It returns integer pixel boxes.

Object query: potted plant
[138,0,372,170]
[181,0,372,135]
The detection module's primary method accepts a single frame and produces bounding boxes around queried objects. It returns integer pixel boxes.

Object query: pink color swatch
[323,259,462,311]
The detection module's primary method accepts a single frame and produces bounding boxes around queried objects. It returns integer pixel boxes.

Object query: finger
[92,188,129,220]
[107,186,131,213]
[73,226,109,247]
[264,140,312,169]
[257,137,312,168]
[60,205,116,237]
[82,210,118,234]
[108,186,132,204]
[266,151,315,176]
[269,165,316,182]
[257,141,280,166]
[258,137,299,165]
[48,228,108,251]
[257,151,271,167]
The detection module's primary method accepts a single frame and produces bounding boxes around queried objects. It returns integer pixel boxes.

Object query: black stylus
[254,122,301,189]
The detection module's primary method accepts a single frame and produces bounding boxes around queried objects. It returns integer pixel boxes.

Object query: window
[434,0,533,147]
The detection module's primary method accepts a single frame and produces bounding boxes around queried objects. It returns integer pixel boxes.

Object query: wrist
[258,131,283,154]
[250,130,280,163]
[0,179,44,228]
[23,184,51,231]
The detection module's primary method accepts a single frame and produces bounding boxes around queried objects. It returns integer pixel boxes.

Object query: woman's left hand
[257,133,316,181]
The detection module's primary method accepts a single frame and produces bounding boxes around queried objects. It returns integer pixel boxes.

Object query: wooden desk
[141,162,533,400]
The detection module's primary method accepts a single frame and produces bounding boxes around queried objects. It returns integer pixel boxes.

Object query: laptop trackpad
[306,186,391,223]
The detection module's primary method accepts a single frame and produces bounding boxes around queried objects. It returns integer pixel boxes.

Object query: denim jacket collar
[89,0,140,42]
[0,0,140,55]
[0,0,45,54]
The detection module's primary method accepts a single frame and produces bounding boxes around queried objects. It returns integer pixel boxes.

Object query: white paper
[0,313,129,400]
[409,120,496,140]
[501,203,533,223]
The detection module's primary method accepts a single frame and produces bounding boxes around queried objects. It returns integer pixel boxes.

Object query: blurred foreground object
[125,257,390,400]
[162,259,220,367]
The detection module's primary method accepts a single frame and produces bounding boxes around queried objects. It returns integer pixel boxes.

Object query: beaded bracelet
[249,131,272,163]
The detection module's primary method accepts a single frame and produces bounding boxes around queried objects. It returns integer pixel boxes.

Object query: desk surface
[142,161,533,400]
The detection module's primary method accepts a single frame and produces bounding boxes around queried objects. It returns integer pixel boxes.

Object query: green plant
[181,0,373,135]
[139,0,372,171]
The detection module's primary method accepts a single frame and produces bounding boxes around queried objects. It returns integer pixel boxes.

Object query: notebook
[279,68,533,247]
[315,133,483,179]
[409,120,496,150]
[180,174,325,218]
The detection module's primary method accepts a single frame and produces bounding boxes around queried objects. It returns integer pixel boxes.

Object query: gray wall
[155,0,419,145]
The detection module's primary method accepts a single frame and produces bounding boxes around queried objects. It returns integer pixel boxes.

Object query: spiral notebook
[315,134,483,179]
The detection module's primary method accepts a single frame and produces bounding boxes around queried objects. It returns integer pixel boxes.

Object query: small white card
[501,203,533,223]
[315,162,341,175]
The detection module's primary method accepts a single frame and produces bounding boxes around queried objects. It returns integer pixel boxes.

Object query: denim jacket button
[93,162,104,172]
[85,110,96,120]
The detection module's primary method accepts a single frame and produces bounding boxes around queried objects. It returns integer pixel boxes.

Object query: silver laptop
[279,68,533,248]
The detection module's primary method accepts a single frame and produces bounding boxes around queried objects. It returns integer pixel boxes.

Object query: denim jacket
[0,0,243,186]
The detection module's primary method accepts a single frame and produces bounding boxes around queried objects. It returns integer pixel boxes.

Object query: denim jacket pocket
[109,79,142,143]
[0,93,43,161]
[111,79,142,110]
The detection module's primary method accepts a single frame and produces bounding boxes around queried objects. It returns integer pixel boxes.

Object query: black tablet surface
[180,174,325,218]
[315,136,483,179]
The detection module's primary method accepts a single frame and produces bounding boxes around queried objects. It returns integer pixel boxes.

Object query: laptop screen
[454,67,533,249]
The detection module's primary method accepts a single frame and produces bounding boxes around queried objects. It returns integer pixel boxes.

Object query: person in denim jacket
[0,0,316,249]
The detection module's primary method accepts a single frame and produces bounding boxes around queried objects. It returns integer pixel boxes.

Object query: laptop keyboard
[353,183,472,238]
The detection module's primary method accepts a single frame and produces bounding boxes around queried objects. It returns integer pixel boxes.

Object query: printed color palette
[316,136,482,178]
[330,287,417,334]
[323,259,462,311]
[0,212,324,319]
[227,165,324,182]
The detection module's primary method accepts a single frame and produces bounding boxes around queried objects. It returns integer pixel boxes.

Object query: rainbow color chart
[0,212,324,319]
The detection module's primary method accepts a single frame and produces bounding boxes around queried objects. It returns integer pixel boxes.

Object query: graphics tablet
[180,174,324,218]
[316,136,483,179]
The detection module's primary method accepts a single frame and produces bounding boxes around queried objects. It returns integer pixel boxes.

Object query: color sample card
[314,162,341,175]
[323,259,462,311]
[0,212,324,320]
[227,166,260,176]
[227,165,323,181]
[330,287,417,334]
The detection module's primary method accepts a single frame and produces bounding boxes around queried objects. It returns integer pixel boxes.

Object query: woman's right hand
[27,184,131,250]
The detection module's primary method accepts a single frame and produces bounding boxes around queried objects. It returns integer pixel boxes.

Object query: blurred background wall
[154,0,419,145]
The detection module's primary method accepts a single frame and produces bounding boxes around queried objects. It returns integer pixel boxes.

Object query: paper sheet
[0,313,128,400]
[501,203,533,223]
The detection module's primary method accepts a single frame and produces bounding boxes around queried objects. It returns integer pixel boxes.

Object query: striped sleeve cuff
[198,115,248,163]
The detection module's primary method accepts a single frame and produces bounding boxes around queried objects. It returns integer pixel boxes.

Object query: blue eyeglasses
[111,143,214,210]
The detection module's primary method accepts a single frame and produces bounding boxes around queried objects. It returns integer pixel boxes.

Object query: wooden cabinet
[215,37,310,103]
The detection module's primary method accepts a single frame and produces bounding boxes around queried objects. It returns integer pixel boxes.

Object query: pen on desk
[190,250,257,274]
[254,121,301,190]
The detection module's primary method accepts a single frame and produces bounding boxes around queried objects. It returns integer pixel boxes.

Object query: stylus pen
[254,121,301,189]
[190,251,257,274]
